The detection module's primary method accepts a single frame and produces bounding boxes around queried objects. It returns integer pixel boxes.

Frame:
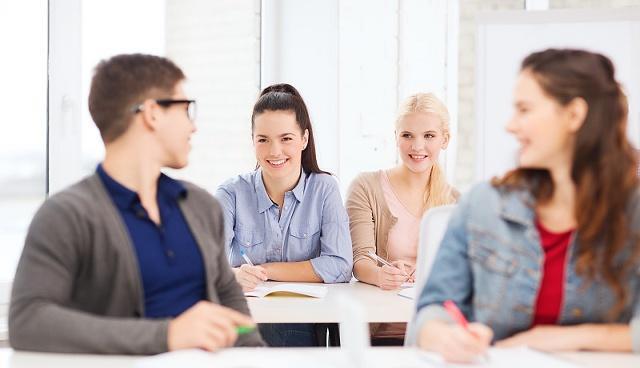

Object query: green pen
[236,325,257,335]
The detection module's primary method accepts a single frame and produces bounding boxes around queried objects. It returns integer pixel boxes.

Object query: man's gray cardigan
[8,174,264,354]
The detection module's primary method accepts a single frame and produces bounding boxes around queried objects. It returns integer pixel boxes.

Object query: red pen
[443,300,490,362]
[443,300,469,329]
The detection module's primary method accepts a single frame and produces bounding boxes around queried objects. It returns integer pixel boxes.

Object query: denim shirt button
[527,269,538,278]
[571,308,583,317]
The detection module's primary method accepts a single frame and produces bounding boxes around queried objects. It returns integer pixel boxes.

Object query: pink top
[379,170,419,267]
[374,171,419,339]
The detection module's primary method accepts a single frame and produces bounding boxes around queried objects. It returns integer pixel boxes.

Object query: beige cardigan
[346,170,458,266]
[346,170,458,337]
[346,171,396,265]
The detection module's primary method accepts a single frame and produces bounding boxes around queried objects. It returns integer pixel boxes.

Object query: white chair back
[404,205,455,346]
[414,204,456,294]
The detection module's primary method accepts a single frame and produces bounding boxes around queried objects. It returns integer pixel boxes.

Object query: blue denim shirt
[408,182,640,352]
[215,169,353,283]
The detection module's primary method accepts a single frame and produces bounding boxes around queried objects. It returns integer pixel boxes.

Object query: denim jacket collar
[498,187,537,228]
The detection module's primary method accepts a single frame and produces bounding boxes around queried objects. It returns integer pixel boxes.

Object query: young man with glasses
[9,54,264,354]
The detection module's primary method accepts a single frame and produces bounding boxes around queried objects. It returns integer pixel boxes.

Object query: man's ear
[138,99,159,131]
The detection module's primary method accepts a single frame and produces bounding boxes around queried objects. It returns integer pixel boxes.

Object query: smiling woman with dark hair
[215,83,353,347]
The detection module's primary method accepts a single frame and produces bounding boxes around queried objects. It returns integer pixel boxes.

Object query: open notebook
[244,283,328,298]
[397,286,416,300]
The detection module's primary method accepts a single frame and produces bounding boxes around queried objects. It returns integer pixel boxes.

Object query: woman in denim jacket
[410,49,640,362]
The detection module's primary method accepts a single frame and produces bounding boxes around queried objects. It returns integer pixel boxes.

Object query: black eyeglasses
[132,99,197,121]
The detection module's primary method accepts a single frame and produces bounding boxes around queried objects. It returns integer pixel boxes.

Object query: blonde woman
[345,93,457,343]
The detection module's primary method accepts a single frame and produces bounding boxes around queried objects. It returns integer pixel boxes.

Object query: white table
[2,347,640,368]
[246,280,413,323]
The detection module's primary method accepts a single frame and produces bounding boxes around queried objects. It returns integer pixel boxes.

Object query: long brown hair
[251,83,329,175]
[493,49,639,317]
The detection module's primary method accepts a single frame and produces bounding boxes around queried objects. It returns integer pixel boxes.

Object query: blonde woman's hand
[392,260,416,283]
[377,262,408,290]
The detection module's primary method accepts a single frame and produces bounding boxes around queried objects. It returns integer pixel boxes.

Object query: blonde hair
[396,93,456,210]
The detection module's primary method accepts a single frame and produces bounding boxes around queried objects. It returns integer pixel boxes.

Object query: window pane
[0,1,48,284]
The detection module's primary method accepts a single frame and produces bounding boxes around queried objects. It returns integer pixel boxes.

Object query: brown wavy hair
[492,49,639,318]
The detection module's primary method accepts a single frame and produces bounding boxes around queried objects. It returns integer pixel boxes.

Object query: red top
[532,220,573,326]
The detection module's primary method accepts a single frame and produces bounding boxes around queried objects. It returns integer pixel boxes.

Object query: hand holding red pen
[417,300,493,363]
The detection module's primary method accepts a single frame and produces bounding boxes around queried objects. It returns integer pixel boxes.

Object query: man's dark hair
[88,53,185,143]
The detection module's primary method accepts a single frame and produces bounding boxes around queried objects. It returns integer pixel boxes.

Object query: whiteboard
[475,8,640,182]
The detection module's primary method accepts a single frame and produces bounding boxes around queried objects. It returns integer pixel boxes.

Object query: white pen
[240,250,255,266]
[366,251,394,268]
[366,251,410,278]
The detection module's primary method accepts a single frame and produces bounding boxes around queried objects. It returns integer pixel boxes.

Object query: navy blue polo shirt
[97,164,206,318]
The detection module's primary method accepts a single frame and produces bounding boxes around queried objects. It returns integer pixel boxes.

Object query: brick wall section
[456,0,524,190]
[165,0,261,193]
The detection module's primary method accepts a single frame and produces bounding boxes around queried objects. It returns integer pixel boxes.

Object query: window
[0,0,48,341]
[0,1,48,285]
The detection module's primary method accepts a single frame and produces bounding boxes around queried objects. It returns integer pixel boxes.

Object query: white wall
[261,0,459,195]
[476,8,640,181]
[261,0,341,180]
[165,0,261,191]
[49,0,82,194]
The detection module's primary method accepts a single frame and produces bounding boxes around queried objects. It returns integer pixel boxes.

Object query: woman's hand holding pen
[418,319,493,363]
[398,261,416,283]
[234,264,267,291]
[366,252,414,290]
[378,261,410,290]
[377,260,413,290]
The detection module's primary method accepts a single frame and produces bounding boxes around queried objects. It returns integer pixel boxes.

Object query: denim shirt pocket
[468,228,520,322]
[469,243,518,277]
[287,224,321,261]
[233,226,265,264]
[468,231,519,277]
